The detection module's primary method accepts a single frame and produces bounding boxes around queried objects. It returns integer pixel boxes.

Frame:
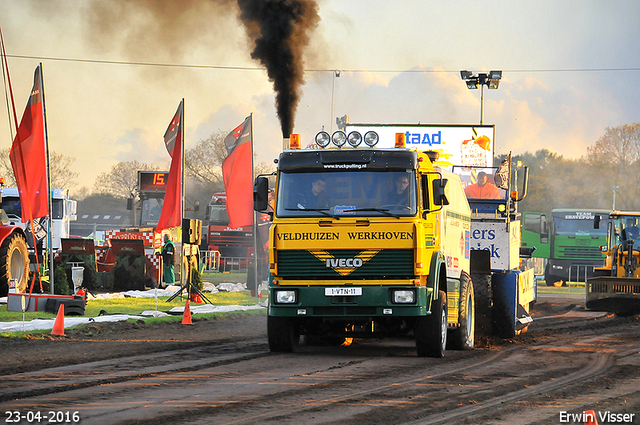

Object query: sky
[1,0,639,193]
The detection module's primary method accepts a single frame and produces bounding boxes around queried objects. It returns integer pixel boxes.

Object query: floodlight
[488,70,502,80]
[460,70,473,80]
[460,69,503,124]
[488,70,502,89]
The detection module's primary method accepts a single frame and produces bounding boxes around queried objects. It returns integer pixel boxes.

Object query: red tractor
[0,189,30,296]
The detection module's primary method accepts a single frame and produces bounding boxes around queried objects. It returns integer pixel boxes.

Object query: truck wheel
[415,290,447,358]
[448,272,475,350]
[472,272,492,335]
[544,265,565,287]
[267,316,299,352]
[0,233,30,297]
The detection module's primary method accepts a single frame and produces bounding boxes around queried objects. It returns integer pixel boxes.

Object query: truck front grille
[559,246,605,260]
[277,249,414,279]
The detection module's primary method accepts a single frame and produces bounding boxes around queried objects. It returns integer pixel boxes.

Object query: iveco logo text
[405,130,442,146]
[326,258,364,268]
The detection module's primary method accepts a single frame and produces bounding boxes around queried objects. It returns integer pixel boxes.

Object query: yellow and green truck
[253,130,475,357]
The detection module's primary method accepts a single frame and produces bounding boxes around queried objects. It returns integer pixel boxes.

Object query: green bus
[522,209,609,286]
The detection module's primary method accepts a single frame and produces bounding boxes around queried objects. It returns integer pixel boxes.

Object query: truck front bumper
[268,285,432,318]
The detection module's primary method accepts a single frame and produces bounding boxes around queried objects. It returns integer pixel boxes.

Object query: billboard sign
[344,124,495,167]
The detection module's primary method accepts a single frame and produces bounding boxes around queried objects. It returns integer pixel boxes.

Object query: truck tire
[415,290,447,358]
[0,232,30,297]
[544,264,565,286]
[472,272,492,335]
[268,316,299,352]
[448,272,475,350]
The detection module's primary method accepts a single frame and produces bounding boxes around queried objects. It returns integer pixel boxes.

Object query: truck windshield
[207,204,230,225]
[0,196,64,219]
[612,216,640,245]
[276,170,417,218]
[554,216,608,236]
[0,196,21,218]
[140,198,163,225]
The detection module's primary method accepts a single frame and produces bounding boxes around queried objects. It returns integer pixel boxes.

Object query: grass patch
[0,291,262,323]
[536,282,586,295]
[201,271,247,285]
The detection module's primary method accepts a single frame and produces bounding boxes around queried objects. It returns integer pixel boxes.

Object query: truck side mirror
[541,214,548,236]
[540,214,549,243]
[594,215,601,229]
[432,178,449,206]
[254,177,269,211]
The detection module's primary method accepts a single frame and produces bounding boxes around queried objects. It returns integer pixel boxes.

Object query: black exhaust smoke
[237,0,319,138]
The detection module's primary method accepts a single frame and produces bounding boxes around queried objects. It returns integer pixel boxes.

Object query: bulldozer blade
[585,276,640,316]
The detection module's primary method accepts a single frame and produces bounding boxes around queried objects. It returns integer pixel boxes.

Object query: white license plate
[325,287,362,296]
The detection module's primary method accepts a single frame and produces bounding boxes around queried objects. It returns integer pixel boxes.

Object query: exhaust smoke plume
[237,0,320,137]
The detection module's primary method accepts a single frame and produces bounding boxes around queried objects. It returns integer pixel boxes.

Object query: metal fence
[567,264,593,292]
[200,250,251,273]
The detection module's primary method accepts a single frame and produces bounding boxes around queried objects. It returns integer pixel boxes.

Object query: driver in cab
[387,175,411,206]
[297,177,329,209]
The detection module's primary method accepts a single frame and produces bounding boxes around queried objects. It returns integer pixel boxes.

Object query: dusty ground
[0,311,268,375]
[0,302,568,373]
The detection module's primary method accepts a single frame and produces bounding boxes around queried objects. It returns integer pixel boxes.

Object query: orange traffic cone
[584,410,599,425]
[51,303,65,336]
[181,299,193,325]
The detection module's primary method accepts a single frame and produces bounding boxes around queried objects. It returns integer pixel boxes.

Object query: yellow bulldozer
[586,211,640,316]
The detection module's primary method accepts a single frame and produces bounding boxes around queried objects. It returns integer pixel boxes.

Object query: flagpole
[181,99,185,223]
[180,99,185,286]
[250,113,259,298]
[40,63,53,294]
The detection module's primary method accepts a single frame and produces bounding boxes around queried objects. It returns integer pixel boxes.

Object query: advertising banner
[345,124,495,167]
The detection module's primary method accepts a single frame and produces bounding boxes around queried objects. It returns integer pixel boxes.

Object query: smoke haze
[82,0,320,138]
[83,0,236,62]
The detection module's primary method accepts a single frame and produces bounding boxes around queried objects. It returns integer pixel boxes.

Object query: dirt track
[1,295,639,425]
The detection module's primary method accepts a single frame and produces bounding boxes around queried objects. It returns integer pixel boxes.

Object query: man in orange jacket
[464,171,501,199]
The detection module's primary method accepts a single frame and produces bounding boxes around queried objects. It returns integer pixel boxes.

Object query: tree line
[502,123,640,215]
[1,123,639,218]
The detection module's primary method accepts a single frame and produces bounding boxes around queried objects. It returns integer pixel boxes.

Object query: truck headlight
[347,131,362,147]
[332,131,347,147]
[364,131,379,147]
[393,289,415,304]
[315,131,331,147]
[275,290,297,304]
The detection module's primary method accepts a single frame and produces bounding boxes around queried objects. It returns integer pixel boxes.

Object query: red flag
[156,100,183,232]
[222,115,253,229]
[9,65,49,222]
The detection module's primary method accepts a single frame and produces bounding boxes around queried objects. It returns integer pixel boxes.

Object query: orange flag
[222,115,253,229]
[156,100,183,232]
[10,65,49,222]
